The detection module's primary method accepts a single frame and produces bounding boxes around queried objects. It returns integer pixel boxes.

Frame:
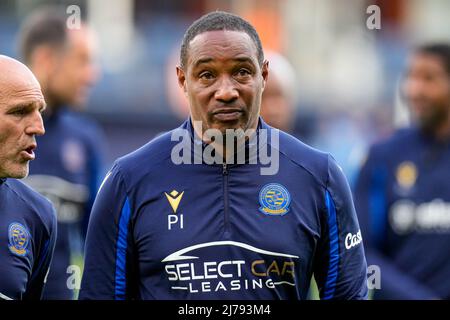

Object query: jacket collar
[184,116,272,166]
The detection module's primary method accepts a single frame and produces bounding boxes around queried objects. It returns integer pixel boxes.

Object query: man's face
[0,60,46,178]
[48,27,98,108]
[177,30,268,135]
[403,53,450,132]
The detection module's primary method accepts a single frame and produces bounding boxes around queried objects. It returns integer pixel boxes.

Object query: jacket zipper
[222,163,230,236]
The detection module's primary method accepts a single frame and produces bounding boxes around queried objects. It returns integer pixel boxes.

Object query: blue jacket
[354,127,450,299]
[80,118,368,300]
[0,178,57,300]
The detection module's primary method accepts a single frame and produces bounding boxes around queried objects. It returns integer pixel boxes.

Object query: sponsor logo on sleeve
[345,230,362,250]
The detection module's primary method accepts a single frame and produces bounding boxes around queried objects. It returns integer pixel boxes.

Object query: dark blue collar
[184,116,272,166]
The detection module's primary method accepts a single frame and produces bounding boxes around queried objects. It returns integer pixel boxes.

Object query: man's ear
[176,66,188,95]
[33,46,57,69]
[29,45,60,77]
[261,60,269,91]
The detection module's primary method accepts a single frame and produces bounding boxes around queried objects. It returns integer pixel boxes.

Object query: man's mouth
[212,108,244,122]
[409,98,429,112]
[20,144,36,161]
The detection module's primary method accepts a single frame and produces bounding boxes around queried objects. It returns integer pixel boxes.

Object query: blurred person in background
[17,7,106,299]
[355,43,450,299]
[260,50,297,133]
[259,50,319,148]
[260,51,321,300]
[0,55,57,300]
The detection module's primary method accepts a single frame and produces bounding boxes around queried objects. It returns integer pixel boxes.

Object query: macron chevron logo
[164,190,184,213]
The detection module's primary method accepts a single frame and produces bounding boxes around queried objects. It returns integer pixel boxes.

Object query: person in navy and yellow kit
[80,11,368,300]
[355,43,450,299]
[0,55,57,300]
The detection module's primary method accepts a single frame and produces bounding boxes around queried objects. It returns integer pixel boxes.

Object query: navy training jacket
[0,178,57,300]
[80,118,368,300]
[355,127,450,299]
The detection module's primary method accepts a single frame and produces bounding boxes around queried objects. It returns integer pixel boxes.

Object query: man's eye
[236,69,251,77]
[423,74,436,82]
[10,109,27,116]
[199,72,214,80]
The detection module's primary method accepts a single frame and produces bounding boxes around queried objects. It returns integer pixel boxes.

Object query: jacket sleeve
[24,202,57,300]
[313,154,368,300]
[354,146,440,299]
[79,163,134,300]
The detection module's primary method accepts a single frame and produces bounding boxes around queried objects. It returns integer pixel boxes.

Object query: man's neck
[192,118,259,163]
[424,115,450,143]
[435,120,450,142]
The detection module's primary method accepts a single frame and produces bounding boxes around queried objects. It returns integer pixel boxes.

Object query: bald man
[0,55,57,300]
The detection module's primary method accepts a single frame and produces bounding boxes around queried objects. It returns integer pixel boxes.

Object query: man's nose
[214,76,239,102]
[25,111,45,136]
